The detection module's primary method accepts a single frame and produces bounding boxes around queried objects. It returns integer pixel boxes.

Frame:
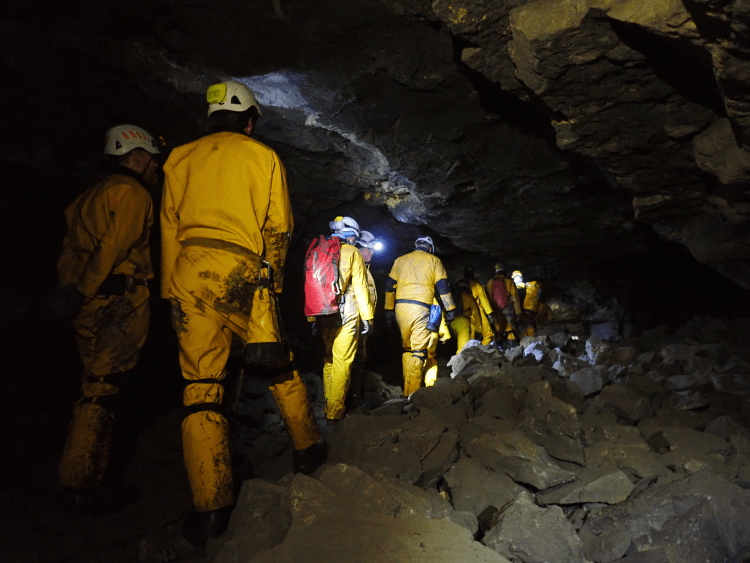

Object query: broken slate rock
[482,491,587,563]
[586,336,614,365]
[212,480,291,563]
[466,429,576,489]
[537,467,635,505]
[250,473,511,563]
[579,471,750,563]
[568,366,605,397]
[443,457,528,517]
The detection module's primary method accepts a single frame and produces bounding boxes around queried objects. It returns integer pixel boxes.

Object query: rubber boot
[181,505,234,548]
[293,442,328,474]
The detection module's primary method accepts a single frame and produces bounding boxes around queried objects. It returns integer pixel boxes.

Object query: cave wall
[2,0,750,296]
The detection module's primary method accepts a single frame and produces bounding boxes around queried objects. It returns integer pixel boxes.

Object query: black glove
[310,320,318,336]
[486,313,495,326]
[49,284,86,320]
[444,309,456,323]
[384,310,395,328]
[361,319,371,335]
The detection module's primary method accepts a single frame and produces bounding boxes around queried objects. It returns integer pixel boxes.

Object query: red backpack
[304,235,341,316]
[490,277,508,309]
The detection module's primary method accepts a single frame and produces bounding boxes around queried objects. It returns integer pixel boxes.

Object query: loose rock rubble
[218,317,750,563]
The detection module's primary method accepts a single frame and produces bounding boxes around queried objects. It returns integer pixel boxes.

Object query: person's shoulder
[96,174,151,203]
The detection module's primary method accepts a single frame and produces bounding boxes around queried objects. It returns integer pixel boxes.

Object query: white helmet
[356,230,383,251]
[104,125,160,156]
[207,80,262,117]
[512,270,524,285]
[329,216,360,238]
[415,236,434,253]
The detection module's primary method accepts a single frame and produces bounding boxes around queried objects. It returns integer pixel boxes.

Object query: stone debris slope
[213,317,750,563]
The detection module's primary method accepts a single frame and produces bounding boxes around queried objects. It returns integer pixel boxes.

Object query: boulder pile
[216,317,750,563]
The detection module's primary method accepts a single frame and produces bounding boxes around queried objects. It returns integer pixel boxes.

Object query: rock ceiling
[4,0,750,287]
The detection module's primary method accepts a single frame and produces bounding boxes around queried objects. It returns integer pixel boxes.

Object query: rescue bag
[304,235,341,316]
[490,277,508,309]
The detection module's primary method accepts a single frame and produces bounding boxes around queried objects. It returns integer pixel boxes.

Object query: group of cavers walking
[48,80,552,547]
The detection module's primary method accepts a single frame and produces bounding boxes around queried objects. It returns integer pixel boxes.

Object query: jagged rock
[458,417,519,450]
[474,386,523,422]
[588,383,653,423]
[578,471,750,563]
[249,473,511,563]
[586,336,614,365]
[591,320,619,341]
[664,372,710,390]
[448,510,479,537]
[410,377,466,410]
[568,366,605,397]
[328,411,450,484]
[664,389,709,411]
[448,344,504,379]
[465,364,507,391]
[613,346,638,366]
[537,467,635,505]
[649,426,733,477]
[443,458,529,518]
[415,403,471,434]
[659,343,713,374]
[523,337,550,362]
[504,344,525,363]
[212,480,291,563]
[466,429,576,489]
[705,415,750,440]
[585,426,670,479]
[318,464,445,519]
[548,332,571,349]
[482,492,587,563]
[578,411,620,445]
[505,365,557,387]
[419,429,459,487]
[519,416,585,466]
[553,353,592,378]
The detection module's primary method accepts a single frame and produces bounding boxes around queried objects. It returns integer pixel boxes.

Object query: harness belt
[395,299,431,309]
[181,237,261,263]
[183,402,227,418]
[97,274,148,296]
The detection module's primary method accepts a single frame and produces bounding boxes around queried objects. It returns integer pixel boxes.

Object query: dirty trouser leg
[60,288,148,489]
[424,332,440,387]
[479,312,494,345]
[268,354,321,451]
[172,297,234,513]
[450,316,472,353]
[395,303,430,397]
[319,313,359,420]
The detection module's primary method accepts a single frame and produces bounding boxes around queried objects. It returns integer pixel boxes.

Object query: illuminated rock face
[3,0,750,287]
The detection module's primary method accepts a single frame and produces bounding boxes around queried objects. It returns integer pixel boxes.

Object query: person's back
[385,236,455,396]
[464,266,494,345]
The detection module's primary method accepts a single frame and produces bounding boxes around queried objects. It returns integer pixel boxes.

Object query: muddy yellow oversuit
[486,274,522,344]
[385,250,456,396]
[467,278,495,345]
[318,242,375,421]
[57,173,153,490]
[449,282,482,353]
[424,299,451,388]
[162,132,320,512]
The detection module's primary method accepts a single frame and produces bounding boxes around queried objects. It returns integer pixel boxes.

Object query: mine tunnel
[3,0,750,561]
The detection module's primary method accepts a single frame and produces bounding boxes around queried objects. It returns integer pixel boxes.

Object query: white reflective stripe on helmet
[415,236,434,252]
[207,80,262,117]
[329,216,360,237]
[104,125,160,156]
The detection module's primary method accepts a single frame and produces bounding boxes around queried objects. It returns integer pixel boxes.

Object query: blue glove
[384,310,395,328]
[310,321,318,336]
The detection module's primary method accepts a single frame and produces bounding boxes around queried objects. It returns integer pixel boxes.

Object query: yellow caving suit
[162,132,319,513]
[385,250,456,396]
[467,278,495,345]
[450,284,482,353]
[425,299,451,388]
[57,173,153,490]
[486,274,522,343]
[522,281,552,336]
[318,242,375,420]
